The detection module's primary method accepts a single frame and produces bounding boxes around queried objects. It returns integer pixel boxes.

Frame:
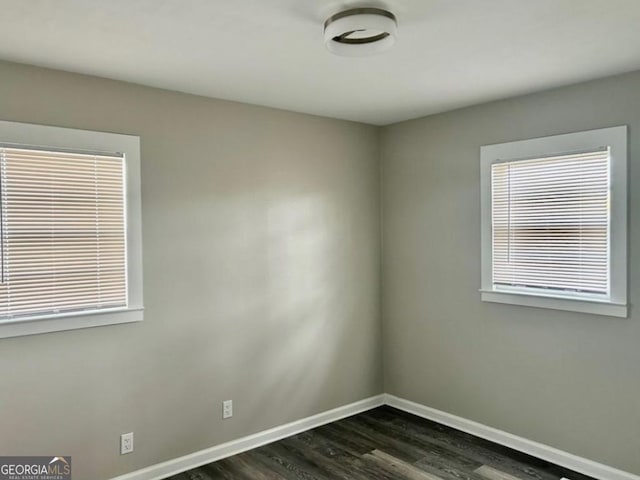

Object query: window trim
[0,120,143,338]
[480,126,627,317]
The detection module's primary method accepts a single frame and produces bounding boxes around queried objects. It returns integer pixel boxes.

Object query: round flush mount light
[323,7,397,56]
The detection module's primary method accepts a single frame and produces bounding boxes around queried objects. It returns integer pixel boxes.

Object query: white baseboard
[112,393,640,480]
[384,394,640,480]
[111,394,385,480]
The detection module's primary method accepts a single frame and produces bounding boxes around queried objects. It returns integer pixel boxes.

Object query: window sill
[0,307,144,339]
[480,290,627,318]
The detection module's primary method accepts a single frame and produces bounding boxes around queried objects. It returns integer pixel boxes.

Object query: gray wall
[2,57,639,479]
[0,60,383,480]
[381,70,640,474]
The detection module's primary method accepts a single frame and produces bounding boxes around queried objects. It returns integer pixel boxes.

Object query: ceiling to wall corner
[1,1,640,125]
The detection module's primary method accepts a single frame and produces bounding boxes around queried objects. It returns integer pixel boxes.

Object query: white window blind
[491,148,610,297]
[0,145,127,320]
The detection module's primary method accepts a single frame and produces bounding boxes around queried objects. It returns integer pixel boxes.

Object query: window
[480,126,627,317]
[0,120,143,338]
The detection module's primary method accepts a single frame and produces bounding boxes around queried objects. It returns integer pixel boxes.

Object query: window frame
[480,126,627,317]
[0,120,143,338]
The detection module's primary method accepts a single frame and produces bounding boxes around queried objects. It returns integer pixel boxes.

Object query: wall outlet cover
[223,400,233,419]
[121,432,134,455]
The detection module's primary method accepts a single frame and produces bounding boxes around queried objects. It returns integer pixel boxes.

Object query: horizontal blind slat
[491,148,610,296]
[0,146,127,318]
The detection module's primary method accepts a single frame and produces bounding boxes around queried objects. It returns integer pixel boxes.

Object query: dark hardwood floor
[165,406,596,480]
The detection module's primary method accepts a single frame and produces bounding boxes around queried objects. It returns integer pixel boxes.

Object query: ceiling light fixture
[323,7,397,56]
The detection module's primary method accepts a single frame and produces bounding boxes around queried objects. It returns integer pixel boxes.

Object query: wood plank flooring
[165,406,596,480]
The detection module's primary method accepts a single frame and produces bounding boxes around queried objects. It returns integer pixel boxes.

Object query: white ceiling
[1,0,640,125]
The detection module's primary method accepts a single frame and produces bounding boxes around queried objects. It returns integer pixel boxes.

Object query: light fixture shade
[324,8,397,56]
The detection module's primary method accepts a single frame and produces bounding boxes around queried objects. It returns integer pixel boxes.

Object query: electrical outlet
[222,400,233,419]
[120,432,134,455]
